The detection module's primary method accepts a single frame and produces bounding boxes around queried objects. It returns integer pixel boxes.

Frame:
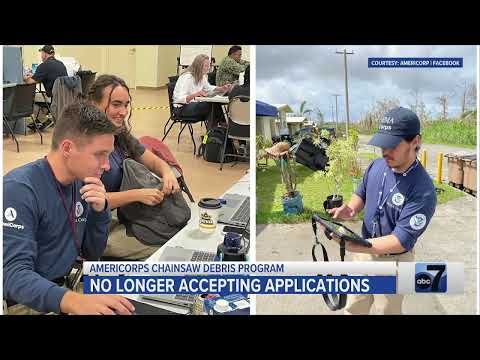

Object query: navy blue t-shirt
[355,158,436,251]
[32,57,68,97]
[3,159,111,313]
[101,135,146,193]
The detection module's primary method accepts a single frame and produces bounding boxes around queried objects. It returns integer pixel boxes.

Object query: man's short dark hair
[228,45,242,56]
[51,102,118,149]
[404,134,421,152]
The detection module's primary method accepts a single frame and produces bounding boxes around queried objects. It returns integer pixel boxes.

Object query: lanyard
[372,159,419,237]
[44,157,81,254]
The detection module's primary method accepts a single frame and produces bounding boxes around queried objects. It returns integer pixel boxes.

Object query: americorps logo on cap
[75,202,84,218]
[392,193,405,206]
[4,207,17,222]
[410,213,427,230]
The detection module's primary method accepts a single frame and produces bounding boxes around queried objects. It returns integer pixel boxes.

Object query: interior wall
[20,44,251,89]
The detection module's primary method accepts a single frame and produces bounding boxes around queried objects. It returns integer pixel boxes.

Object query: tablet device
[313,214,372,248]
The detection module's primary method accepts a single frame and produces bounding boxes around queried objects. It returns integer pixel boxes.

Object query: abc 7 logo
[415,272,433,290]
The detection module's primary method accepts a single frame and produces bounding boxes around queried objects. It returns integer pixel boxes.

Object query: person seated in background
[173,54,231,129]
[229,65,250,99]
[24,45,68,128]
[216,45,249,87]
[3,102,135,315]
[88,74,181,260]
[24,45,67,98]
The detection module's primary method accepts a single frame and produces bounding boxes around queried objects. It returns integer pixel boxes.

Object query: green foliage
[421,119,476,147]
[314,129,361,198]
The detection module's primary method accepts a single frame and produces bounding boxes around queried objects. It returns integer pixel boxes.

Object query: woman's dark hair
[228,45,242,56]
[88,74,136,158]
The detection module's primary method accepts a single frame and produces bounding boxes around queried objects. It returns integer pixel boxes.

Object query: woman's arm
[106,188,164,210]
[139,149,180,195]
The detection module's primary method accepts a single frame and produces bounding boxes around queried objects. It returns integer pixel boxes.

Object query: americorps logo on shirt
[3,207,25,230]
[75,201,87,223]
[391,192,405,206]
[4,207,17,222]
[75,202,84,218]
[410,213,427,230]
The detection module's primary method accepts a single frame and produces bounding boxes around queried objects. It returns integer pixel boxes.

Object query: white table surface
[124,172,250,314]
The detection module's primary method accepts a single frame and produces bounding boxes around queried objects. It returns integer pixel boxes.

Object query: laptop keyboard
[231,198,250,224]
[190,251,216,262]
[174,294,197,302]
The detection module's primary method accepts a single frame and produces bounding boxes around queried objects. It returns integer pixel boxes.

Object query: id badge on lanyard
[44,158,82,256]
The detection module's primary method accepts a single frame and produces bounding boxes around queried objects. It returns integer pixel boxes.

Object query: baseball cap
[368,107,421,149]
[38,45,55,55]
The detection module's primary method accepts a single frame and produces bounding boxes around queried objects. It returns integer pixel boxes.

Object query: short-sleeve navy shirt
[355,158,436,251]
[101,135,146,193]
[32,57,67,97]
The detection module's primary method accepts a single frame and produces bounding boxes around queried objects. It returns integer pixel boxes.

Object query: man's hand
[328,204,356,220]
[80,177,108,212]
[60,291,135,315]
[135,188,164,206]
[161,170,180,195]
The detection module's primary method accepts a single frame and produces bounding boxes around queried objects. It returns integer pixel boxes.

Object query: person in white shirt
[173,54,231,129]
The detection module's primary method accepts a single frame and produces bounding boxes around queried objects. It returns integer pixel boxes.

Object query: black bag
[117,159,191,246]
[294,138,329,171]
[197,127,234,163]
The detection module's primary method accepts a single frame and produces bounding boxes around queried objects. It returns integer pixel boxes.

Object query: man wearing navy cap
[323,107,436,314]
[24,45,68,98]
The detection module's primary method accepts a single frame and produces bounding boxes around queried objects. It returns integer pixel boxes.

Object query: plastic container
[463,156,477,193]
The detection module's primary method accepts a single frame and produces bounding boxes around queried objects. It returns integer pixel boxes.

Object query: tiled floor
[3,87,249,200]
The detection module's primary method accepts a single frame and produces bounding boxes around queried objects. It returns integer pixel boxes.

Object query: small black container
[323,195,343,211]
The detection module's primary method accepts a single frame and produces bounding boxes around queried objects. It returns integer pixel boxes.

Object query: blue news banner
[84,275,396,296]
[368,57,463,68]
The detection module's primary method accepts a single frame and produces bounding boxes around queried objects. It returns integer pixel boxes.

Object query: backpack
[294,137,329,171]
[117,159,191,246]
[197,126,234,163]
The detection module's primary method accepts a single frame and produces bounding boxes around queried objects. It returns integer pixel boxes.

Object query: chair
[162,78,205,155]
[5,83,43,147]
[220,95,250,170]
[51,75,82,120]
[32,82,55,131]
[77,70,97,99]
[3,85,20,152]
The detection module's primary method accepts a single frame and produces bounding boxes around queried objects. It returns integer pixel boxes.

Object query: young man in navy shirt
[323,107,436,314]
[3,102,135,315]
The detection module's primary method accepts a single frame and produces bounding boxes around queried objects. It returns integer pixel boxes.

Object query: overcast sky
[256,45,477,122]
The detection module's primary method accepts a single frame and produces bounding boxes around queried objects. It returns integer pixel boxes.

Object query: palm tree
[299,100,313,118]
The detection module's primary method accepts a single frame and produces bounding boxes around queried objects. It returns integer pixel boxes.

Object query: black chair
[162,78,205,155]
[220,95,250,170]
[5,83,43,147]
[3,86,19,152]
[77,70,97,99]
[32,82,56,131]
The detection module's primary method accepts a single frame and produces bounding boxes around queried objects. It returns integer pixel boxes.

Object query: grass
[352,119,477,148]
[421,120,476,148]
[358,152,381,161]
[256,163,363,224]
[256,162,465,224]
[435,181,466,204]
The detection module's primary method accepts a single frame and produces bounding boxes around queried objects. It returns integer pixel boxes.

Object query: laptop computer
[140,247,216,308]
[218,194,250,227]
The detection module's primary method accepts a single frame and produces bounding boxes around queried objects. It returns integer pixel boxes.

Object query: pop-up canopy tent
[256,100,278,117]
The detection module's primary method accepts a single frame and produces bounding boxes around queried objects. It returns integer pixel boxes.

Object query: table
[124,172,250,314]
[194,95,229,130]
